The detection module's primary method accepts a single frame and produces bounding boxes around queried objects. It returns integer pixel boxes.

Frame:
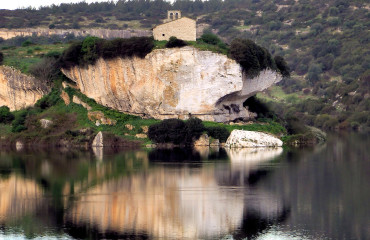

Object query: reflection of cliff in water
[0,147,288,239]
[0,174,43,223]
[65,147,288,239]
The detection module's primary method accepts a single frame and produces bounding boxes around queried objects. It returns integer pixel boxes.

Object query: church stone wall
[153,17,196,41]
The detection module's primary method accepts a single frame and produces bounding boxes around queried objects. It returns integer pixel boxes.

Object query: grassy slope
[0,88,286,146]
[1,43,68,74]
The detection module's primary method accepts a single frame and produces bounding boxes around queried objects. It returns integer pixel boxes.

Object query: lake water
[0,133,369,239]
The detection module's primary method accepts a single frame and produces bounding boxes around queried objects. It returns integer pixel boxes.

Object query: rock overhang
[62,46,282,122]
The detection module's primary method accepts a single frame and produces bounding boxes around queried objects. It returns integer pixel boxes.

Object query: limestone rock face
[225,130,283,148]
[0,66,50,111]
[62,47,281,122]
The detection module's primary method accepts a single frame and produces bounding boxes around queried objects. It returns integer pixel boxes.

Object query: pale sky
[0,0,119,10]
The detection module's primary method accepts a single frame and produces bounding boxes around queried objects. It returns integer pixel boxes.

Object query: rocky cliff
[62,46,282,122]
[0,66,50,111]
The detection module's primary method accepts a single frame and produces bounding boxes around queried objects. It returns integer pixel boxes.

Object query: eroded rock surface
[225,130,283,148]
[0,66,50,111]
[62,47,281,122]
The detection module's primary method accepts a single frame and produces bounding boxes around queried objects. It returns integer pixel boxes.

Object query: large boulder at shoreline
[225,130,283,148]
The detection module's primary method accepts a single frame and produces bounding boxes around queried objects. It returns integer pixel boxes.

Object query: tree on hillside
[274,56,290,77]
[230,38,275,77]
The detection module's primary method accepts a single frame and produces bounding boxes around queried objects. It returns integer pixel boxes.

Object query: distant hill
[0,0,369,131]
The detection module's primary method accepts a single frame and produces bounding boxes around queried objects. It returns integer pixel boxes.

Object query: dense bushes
[35,88,61,109]
[165,36,187,48]
[148,118,205,145]
[199,33,227,50]
[60,36,154,69]
[148,117,236,145]
[0,106,14,124]
[0,52,3,65]
[229,38,277,77]
[11,110,27,133]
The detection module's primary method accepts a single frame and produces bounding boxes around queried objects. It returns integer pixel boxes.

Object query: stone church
[153,11,196,41]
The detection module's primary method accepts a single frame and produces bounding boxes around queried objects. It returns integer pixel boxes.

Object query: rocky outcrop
[62,46,282,122]
[73,96,92,110]
[40,119,53,128]
[92,131,104,147]
[225,130,283,148]
[0,66,50,111]
[60,90,70,105]
[88,111,117,126]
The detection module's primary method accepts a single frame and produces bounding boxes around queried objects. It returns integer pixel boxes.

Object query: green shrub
[185,117,205,143]
[0,52,3,65]
[21,40,33,47]
[35,89,61,109]
[81,36,102,65]
[206,126,230,143]
[165,36,188,48]
[11,110,27,133]
[60,41,82,69]
[229,38,276,77]
[0,106,14,124]
[148,119,187,144]
[200,33,222,45]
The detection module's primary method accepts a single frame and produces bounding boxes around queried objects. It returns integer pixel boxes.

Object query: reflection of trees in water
[148,147,229,163]
[234,207,291,240]
[64,221,150,240]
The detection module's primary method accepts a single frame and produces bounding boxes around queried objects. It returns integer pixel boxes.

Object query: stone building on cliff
[153,11,196,41]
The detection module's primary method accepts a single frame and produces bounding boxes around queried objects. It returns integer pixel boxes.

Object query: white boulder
[40,119,53,129]
[225,130,283,148]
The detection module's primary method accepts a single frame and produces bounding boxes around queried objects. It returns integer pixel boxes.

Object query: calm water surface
[0,133,368,239]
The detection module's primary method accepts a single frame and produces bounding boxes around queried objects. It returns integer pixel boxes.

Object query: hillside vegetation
[0,0,369,132]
